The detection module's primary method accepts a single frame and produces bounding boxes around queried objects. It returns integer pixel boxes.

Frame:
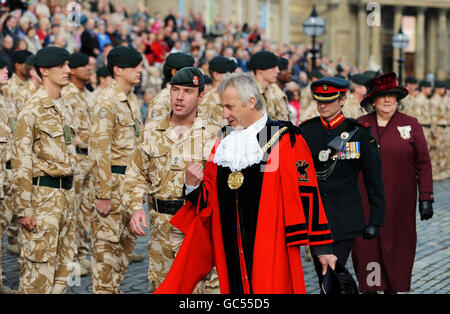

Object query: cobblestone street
[2,179,449,294]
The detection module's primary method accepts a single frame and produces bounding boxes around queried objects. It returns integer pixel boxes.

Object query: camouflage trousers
[0,168,19,285]
[91,173,137,294]
[148,209,219,293]
[422,126,433,152]
[431,126,447,175]
[73,154,94,262]
[19,185,77,294]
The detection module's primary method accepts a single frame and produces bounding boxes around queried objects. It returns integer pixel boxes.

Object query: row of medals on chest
[318,131,360,162]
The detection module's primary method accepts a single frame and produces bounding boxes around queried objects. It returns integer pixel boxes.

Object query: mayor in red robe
[352,73,434,293]
[154,73,336,294]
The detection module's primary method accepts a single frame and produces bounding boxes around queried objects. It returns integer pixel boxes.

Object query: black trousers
[312,239,355,292]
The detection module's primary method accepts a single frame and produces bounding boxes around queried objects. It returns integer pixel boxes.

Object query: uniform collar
[155,111,206,131]
[112,79,130,102]
[320,112,345,129]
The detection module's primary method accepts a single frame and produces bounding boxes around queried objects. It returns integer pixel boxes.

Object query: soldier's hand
[19,217,36,232]
[185,160,204,186]
[130,209,147,236]
[96,199,112,217]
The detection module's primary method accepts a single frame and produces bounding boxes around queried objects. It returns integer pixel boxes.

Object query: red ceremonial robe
[352,112,433,292]
[155,130,333,294]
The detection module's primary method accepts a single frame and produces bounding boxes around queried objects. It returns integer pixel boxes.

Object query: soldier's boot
[6,243,20,256]
[0,284,19,294]
[131,253,144,263]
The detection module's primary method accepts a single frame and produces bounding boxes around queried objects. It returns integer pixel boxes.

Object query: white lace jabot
[213,113,268,172]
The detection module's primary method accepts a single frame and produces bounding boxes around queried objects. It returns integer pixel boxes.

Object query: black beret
[96,66,110,78]
[25,55,35,67]
[165,52,195,70]
[69,52,89,68]
[405,76,417,84]
[419,80,432,88]
[350,73,370,86]
[434,80,446,88]
[12,50,33,64]
[278,57,289,71]
[203,74,212,85]
[209,56,237,73]
[0,55,9,68]
[107,46,143,68]
[34,47,70,68]
[170,67,204,89]
[249,51,279,71]
[311,77,349,102]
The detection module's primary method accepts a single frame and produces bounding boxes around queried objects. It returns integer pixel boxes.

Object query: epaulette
[299,116,320,126]
[347,118,371,130]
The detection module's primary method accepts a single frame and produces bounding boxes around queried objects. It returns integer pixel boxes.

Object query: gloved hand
[419,200,433,221]
[363,224,380,240]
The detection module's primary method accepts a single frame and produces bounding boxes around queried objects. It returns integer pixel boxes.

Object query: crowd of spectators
[0,0,363,117]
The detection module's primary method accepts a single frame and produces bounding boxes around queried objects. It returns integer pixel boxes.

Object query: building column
[426,11,437,77]
[415,7,426,80]
[436,8,448,80]
[221,0,231,24]
[358,4,369,70]
[280,0,290,44]
[393,6,404,75]
[370,20,382,70]
[248,0,258,27]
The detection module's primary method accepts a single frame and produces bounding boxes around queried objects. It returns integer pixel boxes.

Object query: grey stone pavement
[2,178,449,294]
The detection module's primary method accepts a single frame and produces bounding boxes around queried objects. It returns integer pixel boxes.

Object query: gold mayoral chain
[227,126,288,190]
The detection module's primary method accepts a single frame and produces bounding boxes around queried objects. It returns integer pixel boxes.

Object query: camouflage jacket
[430,94,447,126]
[146,84,171,121]
[343,93,366,119]
[90,80,142,200]
[123,112,220,214]
[12,87,76,218]
[197,86,228,127]
[62,82,93,149]
[257,80,289,121]
[412,93,432,125]
[0,102,11,199]
[15,80,39,114]
[2,73,27,111]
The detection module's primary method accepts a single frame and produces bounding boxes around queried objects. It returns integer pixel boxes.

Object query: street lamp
[392,26,409,86]
[303,5,326,71]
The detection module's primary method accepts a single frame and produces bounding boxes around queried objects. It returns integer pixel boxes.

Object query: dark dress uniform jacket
[300,115,385,241]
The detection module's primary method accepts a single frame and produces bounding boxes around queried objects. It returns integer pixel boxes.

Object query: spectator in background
[36,18,51,43]
[164,8,177,32]
[95,43,113,70]
[2,15,20,46]
[96,20,112,53]
[209,14,224,39]
[81,18,100,57]
[0,35,14,76]
[23,26,42,54]
[236,48,250,72]
[42,22,60,47]
[150,29,169,65]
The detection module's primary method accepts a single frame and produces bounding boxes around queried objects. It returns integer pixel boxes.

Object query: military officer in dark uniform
[299,77,386,285]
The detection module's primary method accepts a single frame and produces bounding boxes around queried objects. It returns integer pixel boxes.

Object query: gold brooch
[228,171,244,189]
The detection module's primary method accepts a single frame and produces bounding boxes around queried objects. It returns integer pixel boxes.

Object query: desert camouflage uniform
[444,94,450,178]
[0,90,19,262]
[62,82,94,264]
[412,93,433,151]
[0,105,11,286]
[2,73,27,109]
[197,86,228,127]
[146,84,171,121]
[400,94,416,117]
[258,82,290,121]
[90,80,141,294]
[15,80,39,114]
[343,93,366,119]
[122,112,220,292]
[12,88,77,294]
[299,100,319,124]
[430,94,447,179]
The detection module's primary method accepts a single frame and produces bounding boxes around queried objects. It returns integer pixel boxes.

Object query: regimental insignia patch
[296,160,309,182]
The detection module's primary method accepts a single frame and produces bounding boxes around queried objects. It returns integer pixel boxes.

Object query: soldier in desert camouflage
[90,46,143,294]
[124,67,220,293]
[146,52,194,121]
[12,47,77,294]
[250,51,290,121]
[62,52,94,276]
[198,56,237,127]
